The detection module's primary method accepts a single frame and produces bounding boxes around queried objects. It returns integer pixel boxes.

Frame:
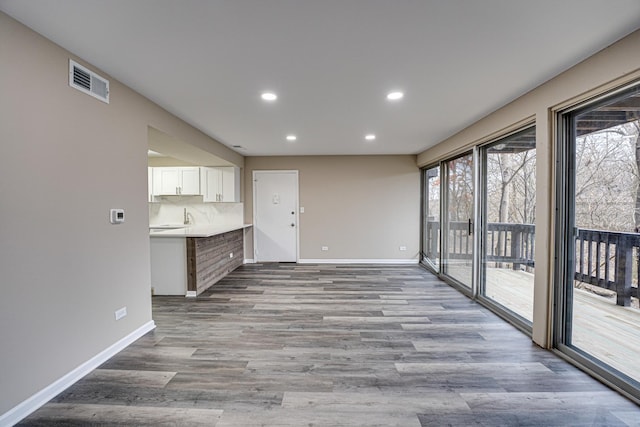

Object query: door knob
[290,223,295,227]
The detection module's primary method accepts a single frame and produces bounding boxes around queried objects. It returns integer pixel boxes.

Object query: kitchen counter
[150,223,251,296]
[150,223,252,238]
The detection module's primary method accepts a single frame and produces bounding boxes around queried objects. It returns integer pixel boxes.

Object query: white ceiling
[2,1,640,156]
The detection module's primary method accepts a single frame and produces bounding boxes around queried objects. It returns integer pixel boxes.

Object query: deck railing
[575,228,640,307]
[424,221,640,306]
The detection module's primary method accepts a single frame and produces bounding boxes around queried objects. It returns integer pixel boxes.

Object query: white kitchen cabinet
[150,237,187,295]
[148,167,154,202]
[221,167,240,202]
[180,168,201,194]
[202,167,222,202]
[202,166,240,202]
[152,167,201,196]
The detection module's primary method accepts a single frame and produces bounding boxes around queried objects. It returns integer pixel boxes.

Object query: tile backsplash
[149,196,243,227]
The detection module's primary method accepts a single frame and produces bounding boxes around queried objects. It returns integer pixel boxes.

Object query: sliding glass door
[422,165,441,271]
[420,133,535,329]
[480,127,536,324]
[442,152,474,290]
[557,84,640,396]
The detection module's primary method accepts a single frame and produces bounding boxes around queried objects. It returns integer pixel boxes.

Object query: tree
[574,121,639,232]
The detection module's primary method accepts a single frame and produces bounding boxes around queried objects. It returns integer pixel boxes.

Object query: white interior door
[253,171,298,262]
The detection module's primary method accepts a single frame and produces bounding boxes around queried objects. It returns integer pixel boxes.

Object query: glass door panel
[422,166,441,270]
[560,84,640,391]
[482,128,536,323]
[443,153,474,288]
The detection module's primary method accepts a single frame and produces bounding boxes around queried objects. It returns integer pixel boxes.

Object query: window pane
[568,85,640,386]
[423,166,441,270]
[443,153,474,288]
[483,127,536,323]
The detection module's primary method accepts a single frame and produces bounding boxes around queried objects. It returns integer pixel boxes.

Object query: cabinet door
[202,167,222,202]
[180,167,201,195]
[154,168,180,195]
[220,167,239,202]
[148,167,154,202]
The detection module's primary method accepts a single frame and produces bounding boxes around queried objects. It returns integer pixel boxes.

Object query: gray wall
[0,12,240,416]
[416,29,640,347]
[244,155,420,261]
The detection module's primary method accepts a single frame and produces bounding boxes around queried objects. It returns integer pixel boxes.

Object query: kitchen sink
[149,224,187,230]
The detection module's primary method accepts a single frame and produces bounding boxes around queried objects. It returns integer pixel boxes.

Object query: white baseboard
[185,291,197,297]
[0,320,156,427]
[298,258,418,265]
[243,258,255,264]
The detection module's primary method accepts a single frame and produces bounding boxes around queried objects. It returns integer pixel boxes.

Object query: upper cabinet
[148,167,154,202]
[202,166,240,202]
[149,166,240,202]
[152,167,201,196]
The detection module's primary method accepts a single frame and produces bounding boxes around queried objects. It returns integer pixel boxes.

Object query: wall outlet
[300,207,305,213]
[399,246,407,251]
[321,246,329,251]
[114,306,127,321]
[229,252,233,258]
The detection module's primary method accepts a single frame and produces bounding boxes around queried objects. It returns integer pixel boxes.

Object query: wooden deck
[485,268,534,321]
[486,268,640,383]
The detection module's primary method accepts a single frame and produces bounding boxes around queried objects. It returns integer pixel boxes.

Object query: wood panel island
[150,224,252,296]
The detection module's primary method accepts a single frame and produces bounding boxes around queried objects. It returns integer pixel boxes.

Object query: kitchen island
[150,224,252,296]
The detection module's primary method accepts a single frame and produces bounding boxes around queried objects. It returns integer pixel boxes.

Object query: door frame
[477,126,536,334]
[420,163,442,273]
[252,170,300,263]
[440,149,477,296]
[553,82,640,403]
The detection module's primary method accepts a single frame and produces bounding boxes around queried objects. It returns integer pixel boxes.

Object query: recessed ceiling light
[286,135,297,141]
[261,92,277,101]
[365,134,376,141]
[386,91,404,101]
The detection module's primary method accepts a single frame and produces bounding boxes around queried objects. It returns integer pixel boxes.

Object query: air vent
[69,59,109,103]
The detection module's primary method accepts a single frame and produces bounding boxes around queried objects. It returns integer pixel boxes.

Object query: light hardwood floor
[19,264,640,426]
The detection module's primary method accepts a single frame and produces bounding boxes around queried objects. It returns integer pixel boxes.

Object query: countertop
[149,223,252,238]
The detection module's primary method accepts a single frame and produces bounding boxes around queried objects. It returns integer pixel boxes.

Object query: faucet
[183,208,191,225]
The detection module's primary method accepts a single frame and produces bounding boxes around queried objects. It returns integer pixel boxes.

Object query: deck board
[486,268,640,383]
